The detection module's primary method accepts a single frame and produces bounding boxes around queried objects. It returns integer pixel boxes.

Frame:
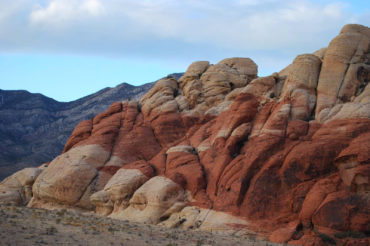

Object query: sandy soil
[0,205,281,246]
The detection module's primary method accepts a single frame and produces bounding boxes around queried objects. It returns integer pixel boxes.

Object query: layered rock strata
[1,24,369,245]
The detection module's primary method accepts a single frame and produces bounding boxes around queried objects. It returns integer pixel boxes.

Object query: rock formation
[1,24,369,245]
[0,73,182,180]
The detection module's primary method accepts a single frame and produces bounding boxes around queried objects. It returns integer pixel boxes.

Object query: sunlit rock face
[315,24,370,122]
[1,24,370,245]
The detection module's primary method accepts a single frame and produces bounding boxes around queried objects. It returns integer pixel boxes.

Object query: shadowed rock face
[1,25,370,245]
[0,73,183,180]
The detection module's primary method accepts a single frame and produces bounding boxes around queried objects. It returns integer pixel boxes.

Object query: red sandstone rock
[1,24,369,245]
[269,220,301,243]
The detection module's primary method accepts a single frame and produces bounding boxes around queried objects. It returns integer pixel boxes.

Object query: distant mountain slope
[0,73,183,180]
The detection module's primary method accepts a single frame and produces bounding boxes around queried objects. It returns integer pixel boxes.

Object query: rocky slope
[1,24,369,245]
[0,73,182,180]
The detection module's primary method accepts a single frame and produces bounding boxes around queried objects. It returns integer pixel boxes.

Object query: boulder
[91,168,150,215]
[109,176,187,224]
[0,167,43,205]
[30,145,110,208]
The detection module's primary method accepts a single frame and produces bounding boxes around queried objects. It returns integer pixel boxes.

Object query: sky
[0,0,369,102]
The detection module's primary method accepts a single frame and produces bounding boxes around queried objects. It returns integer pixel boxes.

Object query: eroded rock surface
[1,24,370,245]
[315,24,370,122]
[0,167,44,205]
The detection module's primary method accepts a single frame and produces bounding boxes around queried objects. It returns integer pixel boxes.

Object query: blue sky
[0,0,369,102]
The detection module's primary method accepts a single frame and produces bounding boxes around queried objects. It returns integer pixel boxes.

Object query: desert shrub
[56,209,67,217]
[196,239,204,246]
[46,226,58,235]
[318,233,336,245]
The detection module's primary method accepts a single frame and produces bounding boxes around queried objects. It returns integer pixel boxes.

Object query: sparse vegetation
[318,233,336,245]
[196,239,205,246]
[0,204,280,246]
[56,209,67,217]
[45,226,58,235]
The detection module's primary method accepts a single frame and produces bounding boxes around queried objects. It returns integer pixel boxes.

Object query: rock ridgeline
[1,24,369,245]
[0,73,182,180]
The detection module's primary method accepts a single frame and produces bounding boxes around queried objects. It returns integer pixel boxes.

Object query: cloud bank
[0,0,369,74]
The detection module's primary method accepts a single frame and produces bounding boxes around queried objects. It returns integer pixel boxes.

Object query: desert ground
[0,205,281,246]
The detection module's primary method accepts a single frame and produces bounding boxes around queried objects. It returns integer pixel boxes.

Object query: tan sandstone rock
[0,167,43,205]
[30,145,110,208]
[91,168,150,215]
[281,54,321,120]
[316,24,370,121]
[109,176,187,224]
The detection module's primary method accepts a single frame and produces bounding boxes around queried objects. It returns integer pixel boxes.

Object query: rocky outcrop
[0,166,45,205]
[1,25,370,245]
[315,24,370,122]
[0,74,183,180]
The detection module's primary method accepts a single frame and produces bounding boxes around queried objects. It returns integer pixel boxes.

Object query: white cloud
[81,0,104,16]
[0,0,369,74]
[30,0,104,23]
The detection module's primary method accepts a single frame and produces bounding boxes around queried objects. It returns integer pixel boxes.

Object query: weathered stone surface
[0,167,43,205]
[319,102,370,122]
[313,47,327,60]
[30,145,110,208]
[218,57,258,82]
[109,176,187,224]
[160,206,251,234]
[1,24,369,245]
[242,75,277,99]
[179,57,258,111]
[200,59,254,106]
[179,61,210,108]
[91,168,150,215]
[316,24,370,121]
[269,220,300,243]
[281,54,321,120]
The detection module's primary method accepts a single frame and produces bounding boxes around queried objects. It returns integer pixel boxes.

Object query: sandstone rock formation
[0,73,183,180]
[315,24,370,122]
[0,166,45,205]
[1,24,370,245]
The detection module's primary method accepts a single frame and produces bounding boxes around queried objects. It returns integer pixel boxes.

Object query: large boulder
[30,145,110,209]
[109,176,187,224]
[0,167,44,205]
[90,166,152,215]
